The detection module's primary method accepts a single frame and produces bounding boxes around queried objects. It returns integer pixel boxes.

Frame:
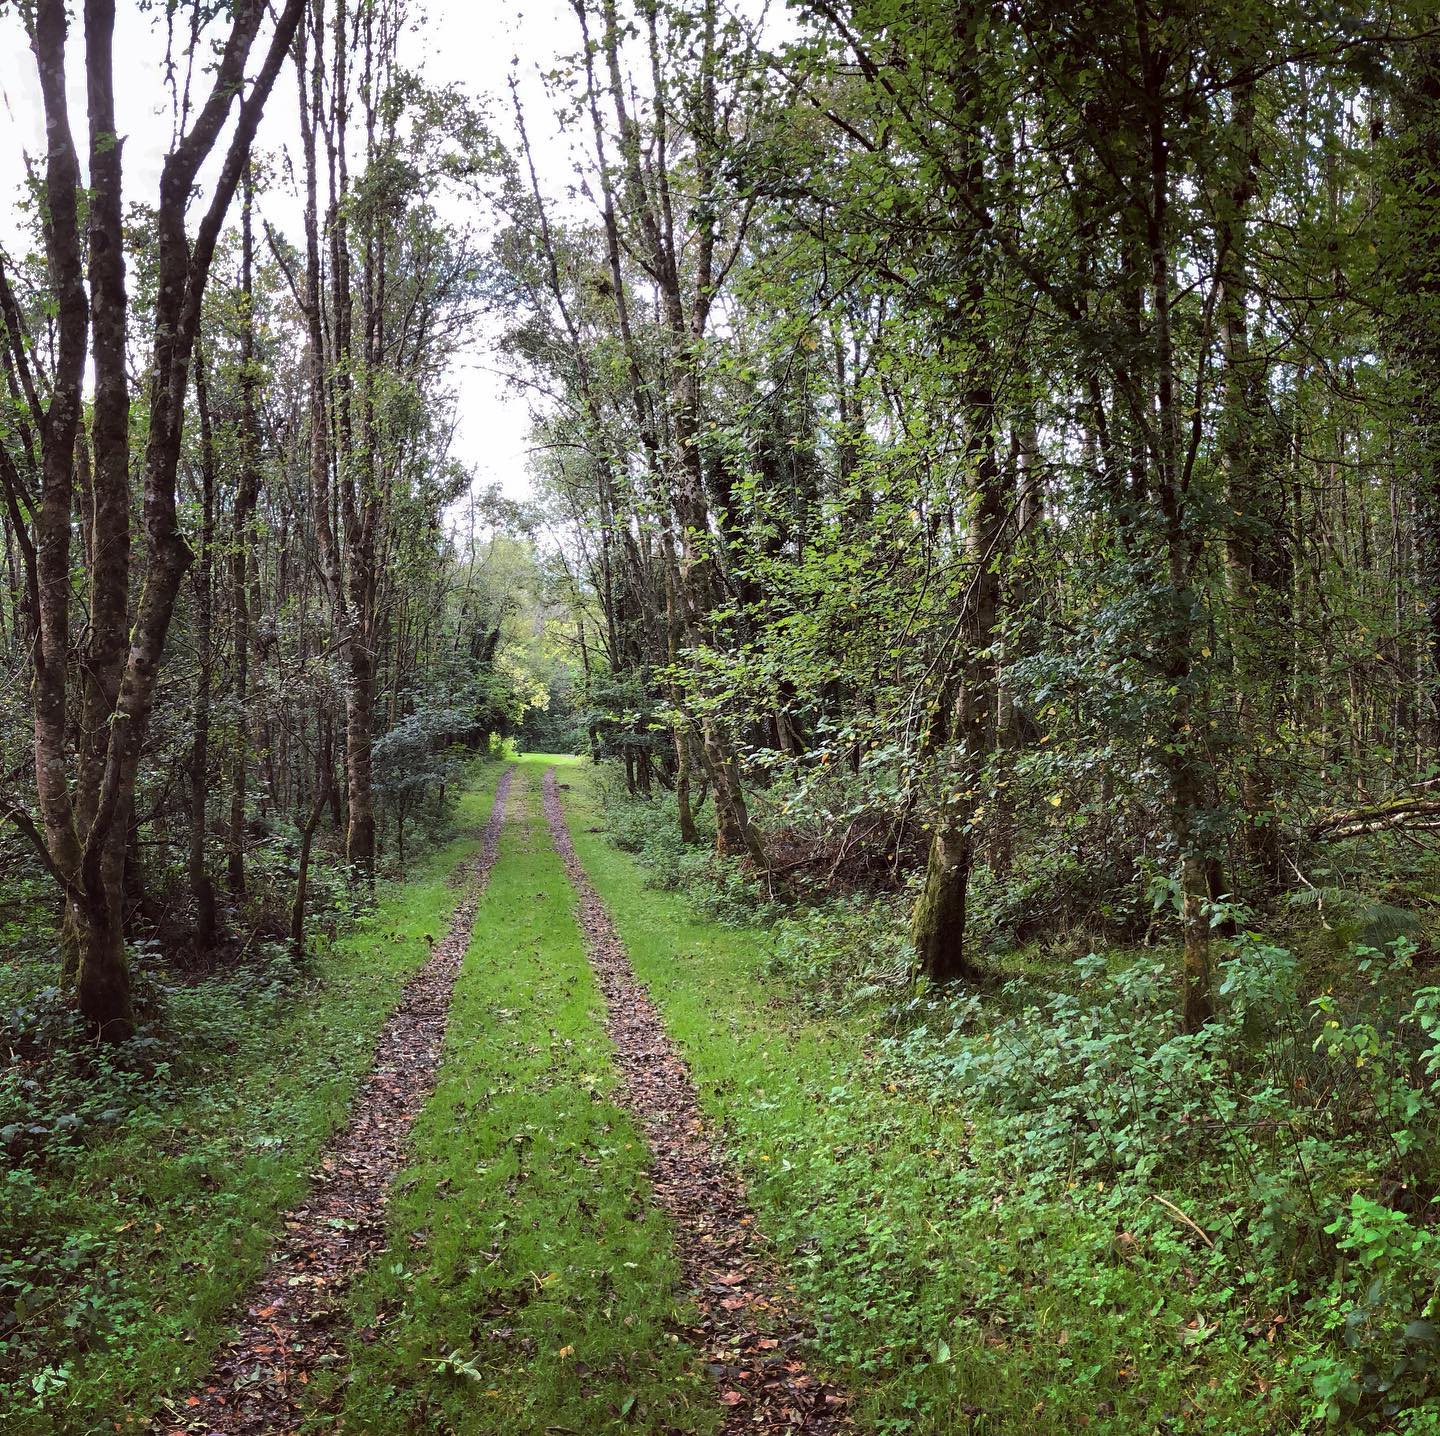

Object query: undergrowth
[577,760,1440,1432]
[0,771,502,1433]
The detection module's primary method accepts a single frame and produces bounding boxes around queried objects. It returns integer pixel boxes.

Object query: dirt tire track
[163,766,516,1435]
[542,767,848,1434]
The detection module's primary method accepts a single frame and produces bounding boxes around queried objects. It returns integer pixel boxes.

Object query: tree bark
[291,779,332,959]
[593,0,766,868]
[909,12,1001,984]
[15,0,308,1036]
[1216,66,1288,894]
[228,166,261,895]
[189,345,219,949]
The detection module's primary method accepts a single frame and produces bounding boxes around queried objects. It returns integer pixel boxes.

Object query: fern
[1285,886,1420,951]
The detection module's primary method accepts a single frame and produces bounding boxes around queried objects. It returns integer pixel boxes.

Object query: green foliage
[582,672,670,770]
[237,823,367,938]
[1286,886,1426,957]
[767,896,914,1010]
[0,775,503,1432]
[590,767,789,926]
[373,703,471,860]
[580,766,1440,1432]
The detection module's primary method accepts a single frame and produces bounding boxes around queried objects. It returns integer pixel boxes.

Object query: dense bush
[0,938,311,1399]
[882,936,1440,1427]
[591,766,794,925]
[596,773,1440,1429]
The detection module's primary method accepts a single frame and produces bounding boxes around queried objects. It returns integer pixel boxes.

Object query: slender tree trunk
[290,782,331,959]
[594,0,765,868]
[228,166,261,894]
[345,642,377,872]
[911,436,1003,982]
[1138,10,1215,1028]
[1216,69,1287,894]
[663,552,699,843]
[189,346,219,948]
[674,730,698,844]
[1388,38,1440,756]
[911,23,1001,984]
[32,0,90,991]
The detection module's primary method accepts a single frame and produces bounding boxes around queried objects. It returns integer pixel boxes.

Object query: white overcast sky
[0,0,585,503]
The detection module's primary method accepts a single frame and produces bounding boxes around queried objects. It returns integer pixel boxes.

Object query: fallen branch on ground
[1307,778,1440,843]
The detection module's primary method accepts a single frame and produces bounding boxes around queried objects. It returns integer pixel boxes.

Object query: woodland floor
[156,756,849,1435]
[15,754,1353,1435]
[170,769,516,1434]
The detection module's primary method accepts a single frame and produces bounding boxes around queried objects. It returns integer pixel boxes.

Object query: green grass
[11,751,1334,1433]
[337,757,716,1435]
[558,758,1287,1435]
[1,770,505,1436]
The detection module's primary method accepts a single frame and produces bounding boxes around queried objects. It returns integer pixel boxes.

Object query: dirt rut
[164,767,516,1435]
[542,767,848,1433]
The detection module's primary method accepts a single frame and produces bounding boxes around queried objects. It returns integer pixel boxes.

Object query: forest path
[542,765,849,1433]
[164,766,517,1436]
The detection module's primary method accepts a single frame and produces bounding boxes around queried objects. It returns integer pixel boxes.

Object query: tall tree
[0,0,305,1036]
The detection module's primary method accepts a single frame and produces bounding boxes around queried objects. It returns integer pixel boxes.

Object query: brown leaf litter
[542,766,849,1433]
[159,766,516,1435]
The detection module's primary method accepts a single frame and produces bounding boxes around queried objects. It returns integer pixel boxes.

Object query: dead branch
[1307,779,1440,842]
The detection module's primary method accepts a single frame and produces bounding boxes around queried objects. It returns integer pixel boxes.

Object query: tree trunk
[675,728,698,844]
[1388,39,1440,755]
[290,784,330,959]
[345,643,377,874]
[909,22,1000,985]
[1216,67,1287,895]
[228,166,261,895]
[595,0,766,869]
[912,825,976,983]
[701,720,765,865]
[1139,11,1215,1028]
[189,345,219,949]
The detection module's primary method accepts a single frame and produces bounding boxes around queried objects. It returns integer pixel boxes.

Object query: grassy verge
[1,771,505,1435]
[559,757,1302,1435]
[337,756,716,1436]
